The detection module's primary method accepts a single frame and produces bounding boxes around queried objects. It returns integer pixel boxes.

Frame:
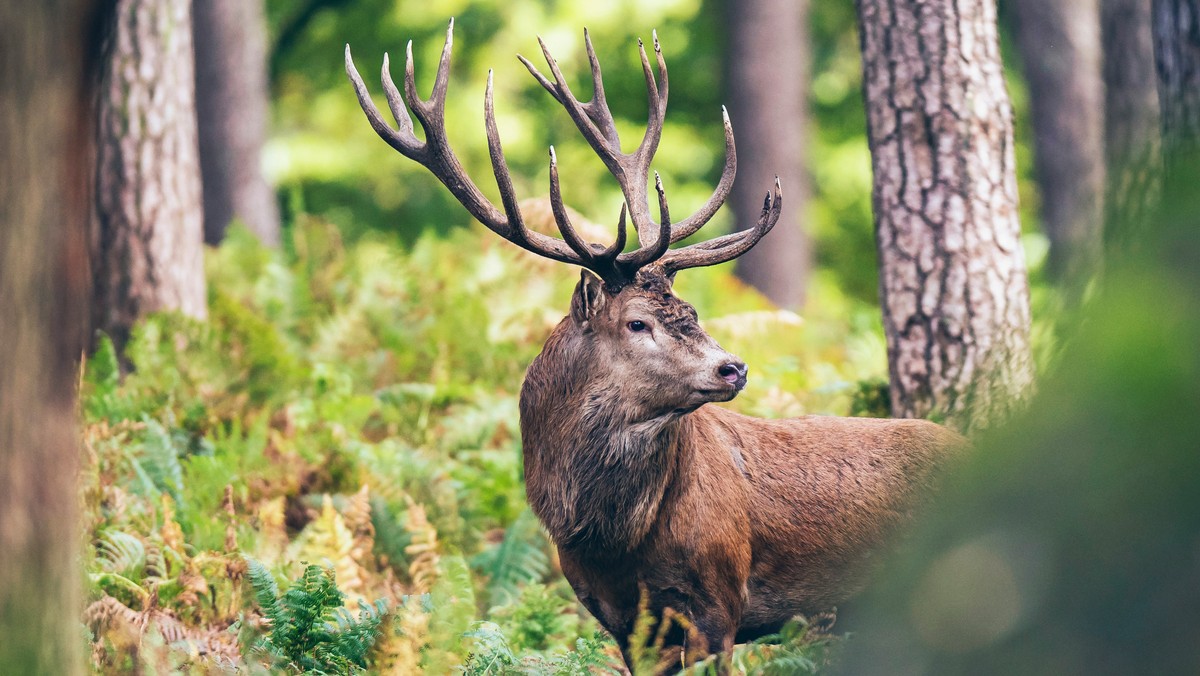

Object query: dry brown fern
[403,496,440,594]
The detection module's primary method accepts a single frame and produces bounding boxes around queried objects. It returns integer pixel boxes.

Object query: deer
[346,21,964,668]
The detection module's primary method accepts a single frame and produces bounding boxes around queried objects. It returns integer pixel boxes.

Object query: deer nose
[717,361,748,384]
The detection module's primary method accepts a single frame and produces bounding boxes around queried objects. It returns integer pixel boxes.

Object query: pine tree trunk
[1010,0,1105,292]
[727,0,811,309]
[856,0,1034,430]
[194,0,280,246]
[0,1,96,672]
[1153,0,1200,155]
[93,0,207,352]
[1103,0,1162,238]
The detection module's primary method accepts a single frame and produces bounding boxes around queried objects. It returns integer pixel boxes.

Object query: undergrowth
[80,222,877,673]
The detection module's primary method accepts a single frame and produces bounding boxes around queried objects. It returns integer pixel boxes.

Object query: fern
[131,416,186,507]
[461,625,623,676]
[474,508,550,607]
[288,495,365,600]
[244,557,388,674]
[548,632,624,675]
[461,622,518,675]
[423,553,477,673]
[95,530,146,578]
[246,558,282,625]
[682,617,837,676]
[83,333,125,421]
[488,584,575,653]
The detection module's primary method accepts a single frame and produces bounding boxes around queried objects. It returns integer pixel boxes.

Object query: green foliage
[83,333,124,419]
[682,618,838,675]
[848,378,891,418]
[488,584,576,653]
[423,554,478,672]
[246,559,389,674]
[462,624,623,675]
[474,509,551,607]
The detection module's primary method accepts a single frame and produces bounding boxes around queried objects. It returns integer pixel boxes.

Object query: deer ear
[570,269,606,325]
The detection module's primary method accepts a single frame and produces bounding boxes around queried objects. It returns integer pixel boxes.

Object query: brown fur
[520,266,963,665]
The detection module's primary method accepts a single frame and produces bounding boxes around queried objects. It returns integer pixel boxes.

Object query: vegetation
[79,223,881,672]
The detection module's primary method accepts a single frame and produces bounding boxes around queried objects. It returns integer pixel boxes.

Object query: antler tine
[380,53,415,138]
[522,37,621,174]
[617,172,672,271]
[346,44,420,156]
[633,31,668,165]
[583,28,622,148]
[668,106,737,243]
[484,69,532,247]
[548,146,599,263]
[660,177,781,274]
[600,204,629,259]
[430,19,454,114]
[402,42,425,119]
[396,19,455,125]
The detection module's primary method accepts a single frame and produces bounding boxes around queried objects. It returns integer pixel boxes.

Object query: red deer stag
[346,21,963,667]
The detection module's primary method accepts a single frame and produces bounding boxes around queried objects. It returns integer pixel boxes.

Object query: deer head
[346,21,779,415]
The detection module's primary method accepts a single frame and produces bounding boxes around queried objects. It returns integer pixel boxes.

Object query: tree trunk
[93,0,207,352]
[856,0,1035,430]
[194,0,281,245]
[726,0,811,309]
[1102,0,1162,239]
[0,1,97,672]
[1010,0,1105,293]
[1153,0,1200,155]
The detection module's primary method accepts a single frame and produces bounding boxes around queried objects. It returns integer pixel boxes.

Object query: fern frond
[371,595,429,674]
[136,416,186,506]
[95,530,146,578]
[461,621,517,675]
[344,484,376,569]
[288,494,365,602]
[245,557,282,626]
[144,538,167,581]
[246,562,388,674]
[423,554,477,674]
[159,493,185,554]
[404,497,440,593]
[475,508,549,607]
[548,632,624,675]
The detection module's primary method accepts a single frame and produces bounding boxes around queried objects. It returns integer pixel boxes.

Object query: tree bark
[856,0,1035,430]
[194,0,281,245]
[1102,0,1161,237]
[0,1,97,672]
[1153,0,1200,156]
[726,0,811,309]
[1010,0,1105,292]
[93,0,207,352]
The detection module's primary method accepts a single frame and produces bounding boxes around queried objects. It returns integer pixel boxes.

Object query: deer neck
[520,327,691,559]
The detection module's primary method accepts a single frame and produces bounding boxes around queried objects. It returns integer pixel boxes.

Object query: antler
[659,178,782,275]
[519,29,740,253]
[346,21,780,288]
[346,20,606,272]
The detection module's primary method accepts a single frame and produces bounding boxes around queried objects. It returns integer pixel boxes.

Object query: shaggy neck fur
[519,322,690,560]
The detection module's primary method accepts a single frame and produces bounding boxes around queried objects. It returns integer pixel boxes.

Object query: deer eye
[627,320,648,333]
